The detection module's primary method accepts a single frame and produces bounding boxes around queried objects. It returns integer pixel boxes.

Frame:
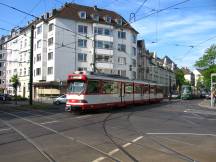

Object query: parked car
[205,93,211,99]
[0,93,12,101]
[53,94,67,104]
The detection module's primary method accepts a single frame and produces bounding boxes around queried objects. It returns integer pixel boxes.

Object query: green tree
[195,44,216,89]
[10,75,20,104]
[175,69,186,92]
[196,77,204,90]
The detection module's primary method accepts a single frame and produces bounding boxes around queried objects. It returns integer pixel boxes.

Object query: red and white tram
[65,71,165,112]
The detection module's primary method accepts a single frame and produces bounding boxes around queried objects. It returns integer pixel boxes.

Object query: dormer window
[104,16,112,23]
[116,18,123,26]
[92,14,99,21]
[79,11,86,19]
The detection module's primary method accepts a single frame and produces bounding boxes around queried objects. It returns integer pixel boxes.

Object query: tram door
[119,82,125,105]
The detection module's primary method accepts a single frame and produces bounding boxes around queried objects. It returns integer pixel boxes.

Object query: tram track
[0,119,56,162]
[0,109,121,162]
[125,109,198,162]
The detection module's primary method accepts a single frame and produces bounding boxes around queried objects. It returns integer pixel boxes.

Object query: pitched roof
[181,67,191,75]
[53,3,138,33]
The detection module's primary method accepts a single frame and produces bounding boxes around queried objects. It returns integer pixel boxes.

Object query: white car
[53,95,67,104]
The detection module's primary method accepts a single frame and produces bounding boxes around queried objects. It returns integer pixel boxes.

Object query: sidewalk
[0,100,64,110]
[199,99,216,110]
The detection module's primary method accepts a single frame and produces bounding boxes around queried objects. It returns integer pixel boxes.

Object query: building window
[48,52,53,60]
[48,37,53,46]
[78,53,87,62]
[47,67,53,75]
[105,16,112,23]
[19,69,22,76]
[118,70,126,77]
[117,19,123,25]
[0,71,1,76]
[92,14,99,21]
[79,11,86,19]
[24,39,27,47]
[37,25,42,35]
[95,41,113,50]
[78,67,87,71]
[36,54,41,62]
[132,47,136,56]
[49,23,54,32]
[78,25,88,34]
[0,62,2,68]
[24,68,26,75]
[132,34,136,43]
[78,39,87,48]
[132,59,136,67]
[96,55,112,63]
[118,57,126,65]
[133,71,136,79]
[0,54,2,59]
[20,41,22,49]
[14,69,17,74]
[36,68,41,75]
[118,31,126,39]
[94,27,112,36]
[37,40,42,48]
[118,44,126,52]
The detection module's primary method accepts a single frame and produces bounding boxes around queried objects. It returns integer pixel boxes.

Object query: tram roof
[69,71,166,86]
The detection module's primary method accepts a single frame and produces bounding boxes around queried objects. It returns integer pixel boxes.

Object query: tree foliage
[175,69,187,91]
[10,75,20,104]
[194,44,216,89]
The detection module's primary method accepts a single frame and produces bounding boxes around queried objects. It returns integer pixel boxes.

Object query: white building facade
[1,3,138,98]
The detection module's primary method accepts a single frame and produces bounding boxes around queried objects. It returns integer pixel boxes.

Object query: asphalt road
[0,99,216,162]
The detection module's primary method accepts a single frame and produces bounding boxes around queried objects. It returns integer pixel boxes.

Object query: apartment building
[0,28,30,97]
[1,3,138,98]
[137,40,176,94]
[0,37,7,92]
[182,67,195,86]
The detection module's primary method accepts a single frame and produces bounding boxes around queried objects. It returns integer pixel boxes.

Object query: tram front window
[67,81,85,94]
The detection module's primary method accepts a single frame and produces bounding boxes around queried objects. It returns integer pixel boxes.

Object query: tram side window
[87,80,100,94]
[134,84,142,94]
[143,85,149,94]
[125,83,133,94]
[150,86,155,94]
[102,81,118,94]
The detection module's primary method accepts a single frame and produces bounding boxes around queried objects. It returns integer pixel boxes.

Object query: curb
[198,100,216,110]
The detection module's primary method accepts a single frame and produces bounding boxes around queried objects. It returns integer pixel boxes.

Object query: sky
[0,0,216,70]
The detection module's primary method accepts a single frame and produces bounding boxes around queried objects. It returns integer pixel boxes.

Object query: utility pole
[29,25,34,105]
[93,33,96,72]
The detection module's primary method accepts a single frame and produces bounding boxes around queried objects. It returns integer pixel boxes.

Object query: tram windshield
[67,81,85,94]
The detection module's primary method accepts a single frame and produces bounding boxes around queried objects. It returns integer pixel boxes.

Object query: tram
[65,71,165,112]
[181,85,200,100]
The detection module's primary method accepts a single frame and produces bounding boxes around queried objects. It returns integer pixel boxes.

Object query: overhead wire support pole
[29,25,34,105]
[93,32,96,73]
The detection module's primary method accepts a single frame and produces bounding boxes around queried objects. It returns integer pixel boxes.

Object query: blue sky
[0,0,216,69]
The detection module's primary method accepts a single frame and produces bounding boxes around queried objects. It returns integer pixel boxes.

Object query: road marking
[122,142,132,148]
[40,120,60,125]
[183,110,187,112]
[146,132,216,137]
[75,115,92,119]
[92,157,105,162]
[132,136,143,142]
[91,136,143,162]
[0,128,11,132]
[108,148,119,155]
